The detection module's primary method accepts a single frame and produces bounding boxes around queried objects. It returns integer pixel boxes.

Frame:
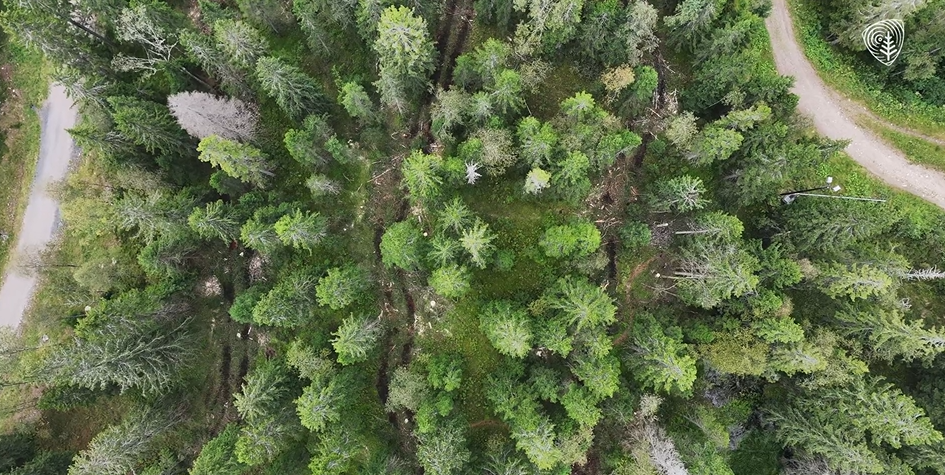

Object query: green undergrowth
[798,149,945,326]
[526,63,586,120]
[819,150,945,253]
[728,430,782,475]
[788,0,945,139]
[819,151,925,213]
[419,177,581,444]
[6,152,261,455]
[859,118,945,174]
[0,40,50,276]
[0,223,132,440]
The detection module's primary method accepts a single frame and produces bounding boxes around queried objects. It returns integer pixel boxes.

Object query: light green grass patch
[422,178,575,440]
[818,151,945,243]
[525,63,585,121]
[858,118,945,174]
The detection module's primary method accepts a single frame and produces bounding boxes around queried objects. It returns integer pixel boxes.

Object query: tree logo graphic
[862,19,905,66]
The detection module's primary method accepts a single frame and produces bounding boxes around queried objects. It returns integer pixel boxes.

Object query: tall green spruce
[3,1,945,475]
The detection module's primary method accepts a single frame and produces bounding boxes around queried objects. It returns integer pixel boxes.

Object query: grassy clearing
[818,151,914,206]
[788,0,945,139]
[418,177,578,445]
[433,298,503,420]
[0,227,106,436]
[795,147,945,325]
[0,40,50,275]
[14,154,105,347]
[817,150,945,249]
[857,118,945,174]
[0,158,123,433]
[7,223,257,455]
[819,138,945,324]
[525,63,585,121]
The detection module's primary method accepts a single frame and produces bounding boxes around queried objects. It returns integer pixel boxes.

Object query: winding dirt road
[0,84,78,328]
[766,0,945,210]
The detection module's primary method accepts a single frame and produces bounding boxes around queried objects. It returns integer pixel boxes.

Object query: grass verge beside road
[0,40,50,275]
[788,0,945,140]
[817,150,945,244]
[856,117,945,175]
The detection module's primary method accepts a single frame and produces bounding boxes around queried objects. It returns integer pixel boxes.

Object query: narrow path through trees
[0,84,78,327]
[766,0,945,211]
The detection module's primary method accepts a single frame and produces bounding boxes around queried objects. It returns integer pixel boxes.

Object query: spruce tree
[199,136,273,187]
[255,56,326,119]
[373,6,436,110]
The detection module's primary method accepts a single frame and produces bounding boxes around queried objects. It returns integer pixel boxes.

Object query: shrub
[427,354,463,392]
[495,249,515,271]
[539,222,601,258]
[380,221,426,271]
[38,384,115,411]
[229,285,267,323]
[316,265,367,310]
[428,265,471,299]
[619,221,651,251]
[190,425,246,475]
[385,367,429,413]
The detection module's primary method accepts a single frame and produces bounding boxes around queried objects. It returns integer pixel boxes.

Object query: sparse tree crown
[168,91,258,141]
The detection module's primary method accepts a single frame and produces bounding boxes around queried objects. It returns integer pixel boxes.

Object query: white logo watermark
[862,19,905,66]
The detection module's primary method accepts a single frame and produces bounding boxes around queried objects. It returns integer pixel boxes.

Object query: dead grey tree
[168,91,259,142]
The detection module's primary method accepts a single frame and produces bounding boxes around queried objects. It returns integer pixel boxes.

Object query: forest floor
[766,0,945,211]
[0,84,77,328]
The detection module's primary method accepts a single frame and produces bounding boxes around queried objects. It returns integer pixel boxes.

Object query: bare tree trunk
[66,18,115,49]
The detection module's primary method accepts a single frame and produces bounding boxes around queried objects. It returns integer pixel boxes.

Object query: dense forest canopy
[0,0,945,474]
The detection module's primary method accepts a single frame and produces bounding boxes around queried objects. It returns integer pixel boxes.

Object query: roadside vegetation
[1,1,945,475]
[859,118,945,174]
[0,38,49,272]
[788,0,945,139]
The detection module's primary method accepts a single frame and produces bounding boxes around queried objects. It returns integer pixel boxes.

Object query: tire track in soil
[632,49,670,168]
[206,343,232,434]
[205,266,242,434]
[597,48,670,283]
[206,321,252,435]
[373,0,475,439]
[433,0,474,89]
[606,238,618,281]
[431,0,460,80]
[611,256,659,347]
[435,0,476,89]
[371,191,418,437]
[374,226,396,410]
[469,419,506,429]
[417,0,474,143]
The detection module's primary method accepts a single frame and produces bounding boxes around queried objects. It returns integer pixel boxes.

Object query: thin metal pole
[779,185,830,196]
[791,193,887,202]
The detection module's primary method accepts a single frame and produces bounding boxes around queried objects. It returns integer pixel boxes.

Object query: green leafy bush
[539,222,601,258]
[316,265,367,310]
[229,285,267,323]
[618,221,651,251]
[190,425,246,475]
[380,221,426,271]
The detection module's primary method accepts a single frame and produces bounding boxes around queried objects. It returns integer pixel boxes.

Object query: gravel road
[766,0,945,210]
[0,84,78,328]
